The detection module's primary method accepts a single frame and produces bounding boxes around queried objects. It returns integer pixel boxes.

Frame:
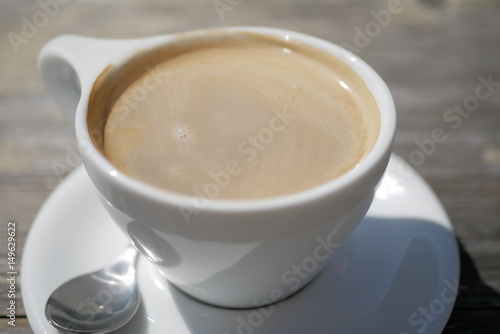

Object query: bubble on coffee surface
[175,125,188,139]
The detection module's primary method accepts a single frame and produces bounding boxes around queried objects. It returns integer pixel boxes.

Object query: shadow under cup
[81,28,396,308]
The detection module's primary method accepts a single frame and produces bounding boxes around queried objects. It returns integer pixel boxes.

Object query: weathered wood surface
[1,0,499,332]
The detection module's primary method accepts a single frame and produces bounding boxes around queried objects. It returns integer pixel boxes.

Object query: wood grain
[1,0,499,332]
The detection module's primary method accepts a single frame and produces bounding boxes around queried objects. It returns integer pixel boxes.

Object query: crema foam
[100,33,380,199]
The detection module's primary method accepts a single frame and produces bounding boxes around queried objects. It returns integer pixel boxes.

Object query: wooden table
[1,0,499,332]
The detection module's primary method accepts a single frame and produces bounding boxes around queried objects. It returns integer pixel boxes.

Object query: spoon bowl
[45,246,140,333]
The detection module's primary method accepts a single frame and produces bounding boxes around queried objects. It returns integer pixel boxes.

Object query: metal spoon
[45,245,140,333]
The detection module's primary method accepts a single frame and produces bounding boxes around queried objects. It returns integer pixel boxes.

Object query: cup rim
[77,26,396,212]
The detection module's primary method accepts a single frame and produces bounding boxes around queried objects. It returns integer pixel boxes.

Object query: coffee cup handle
[38,35,147,122]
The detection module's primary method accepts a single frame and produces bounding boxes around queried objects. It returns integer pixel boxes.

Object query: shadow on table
[443,239,500,333]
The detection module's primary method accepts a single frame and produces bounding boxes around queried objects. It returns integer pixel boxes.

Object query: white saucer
[22,155,459,334]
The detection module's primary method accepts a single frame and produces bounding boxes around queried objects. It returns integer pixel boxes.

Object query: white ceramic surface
[22,155,460,334]
[38,27,397,307]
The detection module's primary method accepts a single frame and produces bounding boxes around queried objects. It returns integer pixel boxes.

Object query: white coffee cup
[39,27,396,308]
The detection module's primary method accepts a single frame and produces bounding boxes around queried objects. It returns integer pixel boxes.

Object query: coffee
[94,32,379,199]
